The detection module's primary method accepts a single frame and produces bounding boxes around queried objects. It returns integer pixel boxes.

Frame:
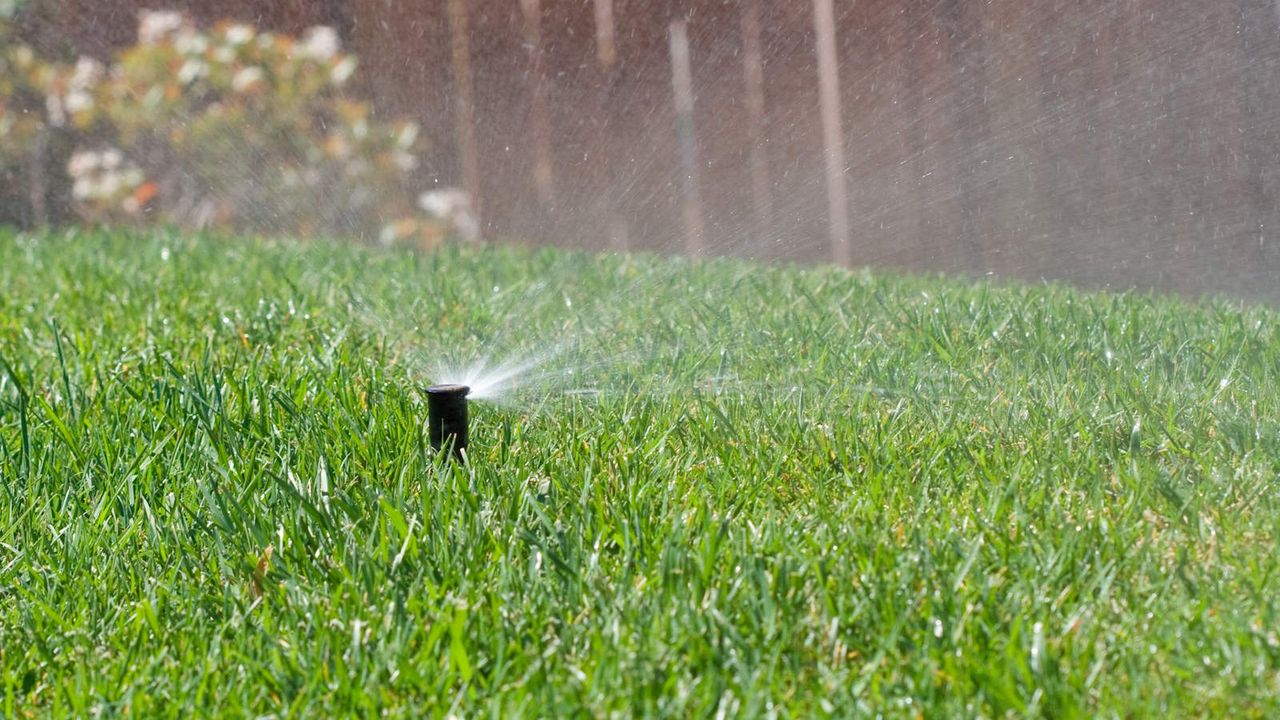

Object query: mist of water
[10,1,1279,301]
[7,0,1280,405]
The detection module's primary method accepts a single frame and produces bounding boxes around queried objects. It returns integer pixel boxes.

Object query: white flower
[232,66,265,93]
[174,31,209,56]
[65,90,93,114]
[212,46,236,64]
[330,57,357,85]
[99,173,121,197]
[72,178,93,199]
[396,123,419,150]
[68,150,100,177]
[44,94,66,127]
[419,189,480,241]
[224,24,254,46]
[71,57,104,88]
[177,59,208,84]
[101,148,123,169]
[418,189,468,218]
[138,10,185,44]
[299,26,340,61]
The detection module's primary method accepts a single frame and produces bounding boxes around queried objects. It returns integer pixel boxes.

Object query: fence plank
[520,0,555,207]
[812,0,851,266]
[668,2,705,256]
[447,0,482,232]
[740,0,774,243]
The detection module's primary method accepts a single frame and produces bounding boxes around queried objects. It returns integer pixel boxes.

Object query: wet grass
[1,228,1278,717]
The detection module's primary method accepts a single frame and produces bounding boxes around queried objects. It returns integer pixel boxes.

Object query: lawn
[1,228,1278,717]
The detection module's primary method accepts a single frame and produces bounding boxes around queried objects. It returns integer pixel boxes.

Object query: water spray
[425,383,470,461]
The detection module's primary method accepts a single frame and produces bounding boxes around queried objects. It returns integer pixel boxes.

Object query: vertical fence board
[812,0,851,266]
[668,1,705,256]
[447,0,482,231]
[740,0,774,245]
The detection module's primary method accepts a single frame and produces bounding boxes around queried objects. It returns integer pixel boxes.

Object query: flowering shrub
[1,11,457,246]
[66,147,148,222]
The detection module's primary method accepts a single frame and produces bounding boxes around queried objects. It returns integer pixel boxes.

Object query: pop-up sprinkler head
[426,383,470,461]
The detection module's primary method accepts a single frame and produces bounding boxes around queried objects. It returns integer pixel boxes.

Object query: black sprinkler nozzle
[426,383,470,460]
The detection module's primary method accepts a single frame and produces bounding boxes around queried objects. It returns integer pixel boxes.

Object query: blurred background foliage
[1,6,453,246]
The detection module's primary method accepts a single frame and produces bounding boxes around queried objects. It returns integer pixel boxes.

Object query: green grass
[1,228,1279,717]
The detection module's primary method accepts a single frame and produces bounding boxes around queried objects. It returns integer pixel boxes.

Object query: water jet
[425,383,470,460]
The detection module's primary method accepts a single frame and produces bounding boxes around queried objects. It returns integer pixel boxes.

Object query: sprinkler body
[426,384,470,460]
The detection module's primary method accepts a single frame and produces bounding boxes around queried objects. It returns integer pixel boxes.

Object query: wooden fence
[33,0,1280,299]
